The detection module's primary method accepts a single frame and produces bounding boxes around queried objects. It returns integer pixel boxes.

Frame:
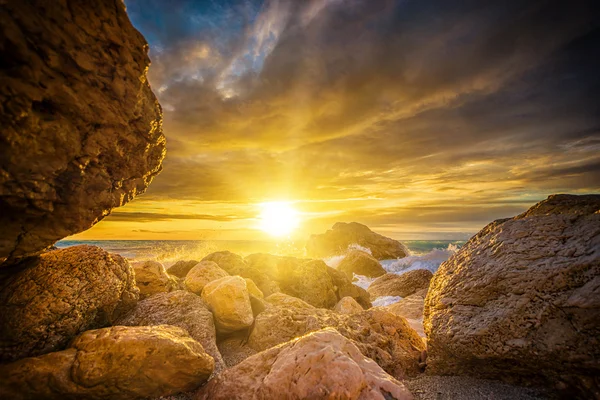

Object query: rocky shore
[1,1,598,399]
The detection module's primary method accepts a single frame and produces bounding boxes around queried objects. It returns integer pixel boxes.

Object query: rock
[334,296,364,314]
[424,194,600,398]
[0,0,166,267]
[265,292,316,310]
[114,290,226,374]
[132,260,178,299]
[197,328,413,400]
[387,292,426,320]
[167,260,199,278]
[338,250,386,279]
[183,261,229,295]
[326,265,372,308]
[201,276,254,334]
[245,278,264,299]
[306,222,410,260]
[0,245,138,362]
[276,259,338,308]
[368,270,433,298]
[0,325,213,400]
[202,251,280,296]
[248,307,426,378]
[217,332,258,368]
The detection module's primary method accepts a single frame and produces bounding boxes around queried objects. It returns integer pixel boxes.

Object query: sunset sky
[72,0,600,241]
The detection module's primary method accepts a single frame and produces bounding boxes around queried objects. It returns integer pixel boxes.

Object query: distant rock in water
[307,222,409,260]
[0,245,138,362]
[0,0,166,266]
[338,249,386,278]
[424,194,600,398]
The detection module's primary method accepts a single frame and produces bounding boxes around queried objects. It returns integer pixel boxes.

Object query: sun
[258,202,300,237]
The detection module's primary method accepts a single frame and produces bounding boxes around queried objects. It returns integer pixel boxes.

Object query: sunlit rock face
[0,245,139,362]
[307,222,410,260]
[0,0,166,266]
[424,194,600,398]
[198,328,413,400]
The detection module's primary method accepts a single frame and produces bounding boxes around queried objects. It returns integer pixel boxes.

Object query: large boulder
[167,260,199,278]
[424,194,600,397]
[201,276,254,334]
[114,290,226,374]
[0,0,166,267]
[0,245,138,362]
[276,259,338,308]
[248,307,426,379]
[197,328,413,400]
[306,222,409,260]
[368,270,433,299]
[326,265,372,308]
[338,250,386,279]
[183,260,229,295]
[202,251,280,296]
[132,260,178,299]
[0,325,213,399]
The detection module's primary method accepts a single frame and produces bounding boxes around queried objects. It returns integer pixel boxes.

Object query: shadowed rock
[197,328,413,400]
[0,245,138,362]
[326,265,372,308]
[0,0,166,266]
[0,325,214,400]
[307,222,410,260]
[368,270,433,299]
[167,260,200,278]
[424,194,600,398]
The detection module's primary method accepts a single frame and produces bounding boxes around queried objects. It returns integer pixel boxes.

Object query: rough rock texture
[217,332,258,368]
[369,270,433,299]
[334,296,364,314]
[276,259,338,308]
[167,260,199,278]
[114,290,226,374]
[338,249,387,279]
[197,328,413,400]
[306,222,410,260]
[424,194,600,398]
[132,260,178,299]
[265,292,316,310]
[0,0,166,266]
[244,278,264,299]
[327,265,372,309]
[0,325,213,400]
[0,245,138,362]
[183,260,228,295]
[202,251,280,296]
[201,276,254,334]
[248,307,426,379]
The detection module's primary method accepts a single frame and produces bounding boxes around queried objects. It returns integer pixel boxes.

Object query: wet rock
[132,260,178,299]
[334,296,364,314]
[368,270,433,298]
[306,222,410,260]
[424,194,600,398]
[0,325,213,400]
[0,0,166,266]
[114,290,226,374]
[197,328,413,400]
[201,276,254,334]
[338,250,386,279]
[167,260,199,278]
[183,260,228,295]
[0,245,138,362]
[248,307,426,379]
[326,265,372,308]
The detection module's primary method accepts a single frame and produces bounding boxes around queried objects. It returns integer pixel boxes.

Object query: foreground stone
[167,260,200,278]
[338,249,386,279]
[0,245,138,362]
[132,260,178,299]
[197,328,413,400]
[201,276,254,334]
[114,290,226,374]
[0,325,214,400]
[0,0,166,266]
[424,194,600,397]
[183,260,229,295]
[307,222,410,260]
[368,270,433,299]
[248,307,426,378]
